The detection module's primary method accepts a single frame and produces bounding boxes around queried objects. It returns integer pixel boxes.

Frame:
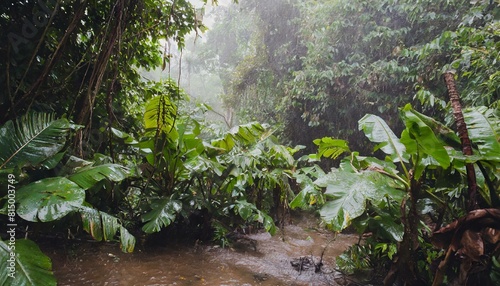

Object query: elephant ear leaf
[359,114,408,163]
[0,238,56,286]
[464,106,500,162]
[16,177,85,222]
[0,112,76,169]
[68,164,132,190]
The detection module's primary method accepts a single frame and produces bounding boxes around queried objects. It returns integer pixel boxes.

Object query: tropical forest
[0,0,499,285]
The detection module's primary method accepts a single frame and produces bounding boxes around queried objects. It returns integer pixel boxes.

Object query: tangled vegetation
[0,0,499,285]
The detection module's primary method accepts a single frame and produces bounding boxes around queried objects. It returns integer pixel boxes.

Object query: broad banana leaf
[359,114,408,163]
[79,206,135,253]
[0,238,56,286]
[16,177,85,222]
[464,106,500,162]
[68,163,132,189]
[141,198,182,233]
[400,104,451,170]
[0,113,74,169]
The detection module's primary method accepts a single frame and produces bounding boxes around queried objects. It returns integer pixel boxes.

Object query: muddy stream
[40,213,357,286]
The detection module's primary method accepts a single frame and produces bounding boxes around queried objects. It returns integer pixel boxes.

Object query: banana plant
[293,103,500,284]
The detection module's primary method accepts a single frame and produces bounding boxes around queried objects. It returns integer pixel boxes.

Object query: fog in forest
[1,0,499,285]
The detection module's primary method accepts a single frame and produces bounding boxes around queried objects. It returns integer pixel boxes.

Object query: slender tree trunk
[443,71,478,211]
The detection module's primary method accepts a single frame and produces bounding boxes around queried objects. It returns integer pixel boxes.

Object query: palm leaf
[0,112,74,169]
[0,238,56,286]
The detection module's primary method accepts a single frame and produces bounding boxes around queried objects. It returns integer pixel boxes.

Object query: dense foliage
[0,0,499,285]
[193,0,499,154]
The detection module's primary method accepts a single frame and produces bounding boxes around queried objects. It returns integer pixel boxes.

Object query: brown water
[41,213,357,286]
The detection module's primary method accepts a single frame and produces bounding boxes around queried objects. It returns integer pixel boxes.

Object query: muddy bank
[41,213,357,285]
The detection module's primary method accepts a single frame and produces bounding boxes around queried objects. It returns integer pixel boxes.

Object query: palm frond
[0,112,74,169]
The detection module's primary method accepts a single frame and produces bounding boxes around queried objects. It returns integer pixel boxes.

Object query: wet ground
[40,213,358,286]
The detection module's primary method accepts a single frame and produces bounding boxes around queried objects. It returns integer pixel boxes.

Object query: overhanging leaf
[144,95,177,136]
[0,238,56,286]
[120,226,136,253]
[16,177,85,222]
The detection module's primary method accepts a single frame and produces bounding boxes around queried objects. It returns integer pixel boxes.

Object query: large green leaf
[68,164,132,189]
[16,177,85,222]
[79,206,136,253]
[0,238,56,286]
[0,113,74,169]
[359,114,408,163]
[400,105,450,169]
[318,169,403,231]
[464,106,500,162]
[141,198,182,233]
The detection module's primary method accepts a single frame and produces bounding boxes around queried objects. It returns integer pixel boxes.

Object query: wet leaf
[16,177,85,222]
[0,238,56,286]
[0,113,74,169]
[79,206,136,253]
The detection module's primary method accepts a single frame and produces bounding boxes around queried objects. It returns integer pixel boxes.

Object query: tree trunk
[443,71,478,211]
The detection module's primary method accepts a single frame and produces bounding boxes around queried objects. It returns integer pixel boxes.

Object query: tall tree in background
[0,0,205,156]
[194,0,499,155]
